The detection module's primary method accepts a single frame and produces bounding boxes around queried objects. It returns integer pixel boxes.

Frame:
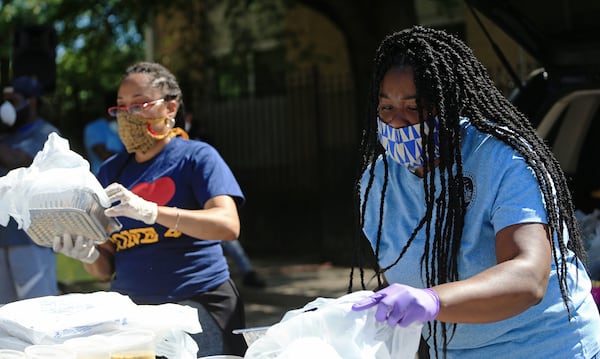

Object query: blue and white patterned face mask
[376,117,439,170]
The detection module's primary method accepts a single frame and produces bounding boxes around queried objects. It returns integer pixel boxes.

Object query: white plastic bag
[244,291,422,359]
[0,291,202,358]
[122,303,202,359]
[0,132,109,229]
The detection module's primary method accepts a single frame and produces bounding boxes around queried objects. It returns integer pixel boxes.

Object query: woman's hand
[52,233,99,264]
[352,284,440,327]
[104,183,158,224]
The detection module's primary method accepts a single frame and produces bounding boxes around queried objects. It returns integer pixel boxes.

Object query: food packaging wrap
[244,291,422,359]
[0,132,109,230]
[0,291,202,358]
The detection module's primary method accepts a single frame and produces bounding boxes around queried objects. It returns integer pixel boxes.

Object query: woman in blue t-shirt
[54,62,247,357]
[350,26,600,359]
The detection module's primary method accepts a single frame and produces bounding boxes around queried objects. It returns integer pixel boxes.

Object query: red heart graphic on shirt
[131,177,175,205]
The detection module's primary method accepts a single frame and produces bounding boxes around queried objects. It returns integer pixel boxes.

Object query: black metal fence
[198,70,360,263]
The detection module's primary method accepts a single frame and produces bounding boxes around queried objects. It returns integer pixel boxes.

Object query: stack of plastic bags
[0,291,201,358]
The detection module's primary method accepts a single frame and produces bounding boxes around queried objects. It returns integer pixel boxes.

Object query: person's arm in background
[83,240,116,281]
[0,143,33,170]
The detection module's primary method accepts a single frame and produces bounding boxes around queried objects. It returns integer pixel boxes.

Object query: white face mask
[0,101,16,127]
[376,117,439,170]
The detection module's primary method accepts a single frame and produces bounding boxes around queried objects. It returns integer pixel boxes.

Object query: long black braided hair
[350,25,587,358]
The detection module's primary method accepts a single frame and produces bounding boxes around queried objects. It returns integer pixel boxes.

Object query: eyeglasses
[107,98,166,117]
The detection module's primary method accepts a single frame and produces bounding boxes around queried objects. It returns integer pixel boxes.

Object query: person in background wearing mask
[84,91,125,174]
[53,62,247,357]
[350,26,600,358]
[0,76,59,303]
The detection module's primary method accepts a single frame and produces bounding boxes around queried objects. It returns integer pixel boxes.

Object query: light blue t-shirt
[84,117,124,174]
[360,118,600,358]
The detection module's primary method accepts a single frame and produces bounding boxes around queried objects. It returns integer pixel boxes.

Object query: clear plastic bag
[0,133,116,242]
[244,291,422,359]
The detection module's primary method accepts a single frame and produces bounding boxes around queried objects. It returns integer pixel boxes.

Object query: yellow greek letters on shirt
[164,228,182,238]
[109,227,160,251]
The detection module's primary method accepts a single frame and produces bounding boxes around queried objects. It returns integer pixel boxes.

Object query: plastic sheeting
[244,291,422,359]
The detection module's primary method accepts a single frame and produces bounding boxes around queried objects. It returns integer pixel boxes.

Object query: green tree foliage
[0,0,148,153]
[0,0,291,152]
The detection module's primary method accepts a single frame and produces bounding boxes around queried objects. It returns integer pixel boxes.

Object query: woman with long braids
[351,26,600,358]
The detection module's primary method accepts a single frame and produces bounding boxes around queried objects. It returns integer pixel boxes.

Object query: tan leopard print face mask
[117,112,172,154]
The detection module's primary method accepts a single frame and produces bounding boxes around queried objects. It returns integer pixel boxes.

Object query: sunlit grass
[56,253,96,283]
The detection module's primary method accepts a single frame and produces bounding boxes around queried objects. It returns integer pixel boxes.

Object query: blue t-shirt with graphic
[360,118,600,358]
[98,137,244,303]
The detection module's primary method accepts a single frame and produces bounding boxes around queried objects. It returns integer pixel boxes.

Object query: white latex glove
[104,183,158,224]
[52,234,99,264]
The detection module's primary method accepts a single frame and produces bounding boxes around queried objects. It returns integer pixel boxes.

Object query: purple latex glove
[352,284,440,327]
